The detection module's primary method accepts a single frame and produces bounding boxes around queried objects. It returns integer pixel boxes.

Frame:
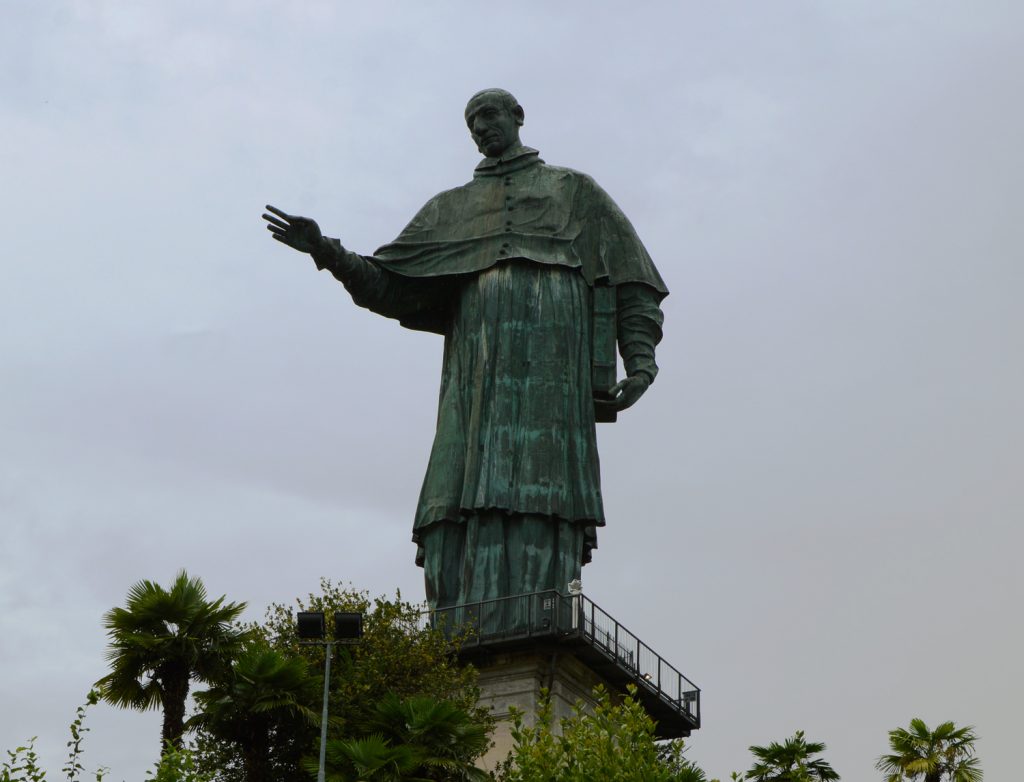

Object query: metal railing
[574,593,700,726]
[422,590,700,729]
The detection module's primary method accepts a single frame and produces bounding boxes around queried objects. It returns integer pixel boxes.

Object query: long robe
[319,146,666,609]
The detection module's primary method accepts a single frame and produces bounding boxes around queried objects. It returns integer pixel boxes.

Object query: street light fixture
[297,610,364,782]
[333,612,362,640]
[296,611,326,640]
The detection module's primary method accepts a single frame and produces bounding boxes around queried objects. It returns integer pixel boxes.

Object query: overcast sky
[2,1,1022,779]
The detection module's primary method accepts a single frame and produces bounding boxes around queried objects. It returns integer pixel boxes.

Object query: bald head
[465,89,525,157]
[465,89,523,123]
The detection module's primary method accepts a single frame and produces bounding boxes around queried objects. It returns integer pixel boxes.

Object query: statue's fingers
[270,232,292,245]
[265,204,292,220]
[262,213,289,229]
[615,392,638,411]
[266,224,287,237]
[607,380,627,396]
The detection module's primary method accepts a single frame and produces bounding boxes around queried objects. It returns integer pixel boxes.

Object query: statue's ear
[513,104,525,126]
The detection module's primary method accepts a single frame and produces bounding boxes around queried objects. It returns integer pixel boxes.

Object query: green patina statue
[264,89,667,613]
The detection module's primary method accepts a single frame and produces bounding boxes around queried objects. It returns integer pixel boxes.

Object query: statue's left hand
[606,375,650,411]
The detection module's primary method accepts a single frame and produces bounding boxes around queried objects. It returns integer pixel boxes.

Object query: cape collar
[473,145,543,178]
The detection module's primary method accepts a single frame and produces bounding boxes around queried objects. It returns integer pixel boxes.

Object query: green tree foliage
[189,641,321,782]
[1,692,108,782]
[495,685,709,782]
[190,580,491,782]
[658,747,712,782]
[313,693,492,781]
[62,691,105,782]
[95,570,248,753]
[875,719,982,782]
[262,580,484,725]
[145,745,212,782]
[1,739,47,782]
[744,730,840,782]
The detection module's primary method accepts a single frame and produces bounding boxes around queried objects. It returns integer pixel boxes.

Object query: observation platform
[424,590,700,739]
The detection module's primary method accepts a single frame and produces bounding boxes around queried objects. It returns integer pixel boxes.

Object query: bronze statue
[264,89,666,612]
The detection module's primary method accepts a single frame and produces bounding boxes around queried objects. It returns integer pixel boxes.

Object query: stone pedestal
[436,590,700,770]
[472,644,618,772]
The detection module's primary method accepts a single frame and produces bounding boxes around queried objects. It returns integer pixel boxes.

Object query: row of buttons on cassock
[500,176,514,254]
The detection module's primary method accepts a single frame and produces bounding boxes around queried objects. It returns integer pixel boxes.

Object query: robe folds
[319,146,666,609]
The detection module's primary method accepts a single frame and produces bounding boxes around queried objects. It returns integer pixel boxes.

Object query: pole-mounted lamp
[297,610,364,782]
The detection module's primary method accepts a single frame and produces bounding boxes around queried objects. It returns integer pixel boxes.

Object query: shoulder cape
[370,151,667,334]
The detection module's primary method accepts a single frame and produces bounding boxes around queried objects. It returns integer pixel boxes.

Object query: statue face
[465,93,522,158]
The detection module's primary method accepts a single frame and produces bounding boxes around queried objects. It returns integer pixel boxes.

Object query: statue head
[465,88,525,158]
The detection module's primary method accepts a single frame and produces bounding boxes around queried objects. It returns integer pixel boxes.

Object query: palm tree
[675,764,709,782]
[319,693,491,781]
[323,735,423,782]
[746,730,840,782]
[190,643,321,782]
[656,741,709,782]
[95,570,247,752]
[876,718,982,782]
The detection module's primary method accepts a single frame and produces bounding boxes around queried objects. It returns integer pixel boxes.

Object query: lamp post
[297,610,363,782]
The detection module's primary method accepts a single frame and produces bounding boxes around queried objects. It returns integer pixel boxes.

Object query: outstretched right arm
[263,203,394,286]
[262,204,446,322]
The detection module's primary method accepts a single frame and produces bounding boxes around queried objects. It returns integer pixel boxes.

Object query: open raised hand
[262,205,324,255]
